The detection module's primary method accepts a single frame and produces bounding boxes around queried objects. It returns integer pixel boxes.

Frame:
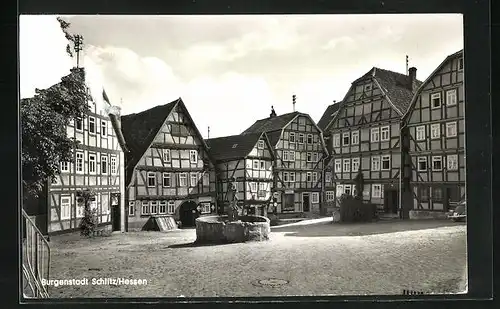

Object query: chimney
[108,105,129,153]
[270,105,277,118]
[292,95,296,112]
[408,67,417,91]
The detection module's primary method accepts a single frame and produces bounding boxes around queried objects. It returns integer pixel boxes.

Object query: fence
[22,209,50,298]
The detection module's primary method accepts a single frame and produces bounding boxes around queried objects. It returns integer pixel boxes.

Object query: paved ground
[46,219,467,298]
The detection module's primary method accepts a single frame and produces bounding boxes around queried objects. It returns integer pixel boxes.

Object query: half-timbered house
[241,109,329,216]
[401,50,464,217]
[317,102,342,215]
[120,98,218,230]
[36,69,127,235]
[322,67,422,215]
[206,133,275,216]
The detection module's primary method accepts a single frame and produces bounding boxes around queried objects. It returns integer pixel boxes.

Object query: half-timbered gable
[121,98,217,229]
[402,50,465,215]
[242,111,329,216]
[323,67,421,215]
[317,101,342,213]
[44,69,126,234]
[206,132,275,216]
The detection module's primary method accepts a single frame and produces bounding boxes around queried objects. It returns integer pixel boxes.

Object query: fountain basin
[195,215,270,244]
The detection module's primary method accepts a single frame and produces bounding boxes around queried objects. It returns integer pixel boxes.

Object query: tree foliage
[21,18,92,199]
[354,172,365,199]
[78,189,98,237]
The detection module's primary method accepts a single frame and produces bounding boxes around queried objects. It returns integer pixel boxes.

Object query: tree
[21,18,92,199]
[354,171,365,199]
[78,189,98,237]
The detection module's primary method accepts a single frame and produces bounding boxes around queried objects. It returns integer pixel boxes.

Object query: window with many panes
[110,156,117,174]
[101,155,108,174]
[128,201,135,216]
[372,184,382,198]
[179,173,187,187]
[351,131,359,145]
[431,93,441,109]
[283,151,289,161]
[298,133,305,143]
[141,201,149,215]
[333,134,341,147]
[253,160,259,169]
[163,173,171,187]
[432,156,443,171]
[159,201,167,214]
[446,122,457,137]
[289,172,295,182]
[447,154,458,170]
[342,132,350,146]
[75,117,83,131]
[289,151,296,161]
[190,173,198,187]
[446,89,457,106]
[189,150,198,163]
[312,153,318,162]
[381,155,390,170]
[250,182,257,192]
[325,172,332,184]
[312,172,318,183]
[260,161,265,170]
[418,157,428,171]
[344,185,352,195]
[101,120,107,137]
[307,134,313,144]
[76,152,84,173]
[311,193,319,203]
[371,128,380,142]
[89,154,96,173]
[283,172,289,182]
[167,201,175,214]
[334,159,342,172]
[431,124,441,139]
[147,172,156,187]
[307,172,312,182]
[60,161,69,172]
[150,201,158,214]
[89,116,96,134]
[343,159,351,172]
[380,126,390,141]
[163,149,171,163]
[289,133,295,143]
[371,156,381,171]
[326,191,335,201]
[352,158,360,172]
[258,140,265,149]
[307,152,312,162]
[416,126,426,141]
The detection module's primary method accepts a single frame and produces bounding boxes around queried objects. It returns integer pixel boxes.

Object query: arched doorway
[179,201,198,228]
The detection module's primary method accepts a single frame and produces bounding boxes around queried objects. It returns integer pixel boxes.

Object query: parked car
[448,200,466,222]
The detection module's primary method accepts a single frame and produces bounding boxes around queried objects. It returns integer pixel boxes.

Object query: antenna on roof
[406,55,409,75]
[292,94,296,112]
[208,126,210,139]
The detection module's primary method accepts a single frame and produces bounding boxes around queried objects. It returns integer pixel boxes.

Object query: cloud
[83,45,276,137]
[19,15,74,99]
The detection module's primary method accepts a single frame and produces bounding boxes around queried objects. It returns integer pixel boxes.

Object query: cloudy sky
[20,14,463,138]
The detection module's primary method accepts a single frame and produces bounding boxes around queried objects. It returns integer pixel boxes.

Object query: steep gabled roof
[206,132,264,162]
[317,102,341,132]
[242,112,300,135]
[402,49,464,124]
[121,99,178,186]
[354,67,423,115]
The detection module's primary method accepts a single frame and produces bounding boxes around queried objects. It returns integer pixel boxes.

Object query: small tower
[292,94,296,112]
[270,106,277,118]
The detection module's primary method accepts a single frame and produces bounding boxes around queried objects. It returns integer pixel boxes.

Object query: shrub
[339,194,377,223]
[78,189,99,237]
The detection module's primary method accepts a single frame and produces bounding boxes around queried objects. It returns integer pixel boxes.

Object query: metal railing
[22,209,50,298]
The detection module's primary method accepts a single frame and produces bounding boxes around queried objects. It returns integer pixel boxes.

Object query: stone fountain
[195,181,270,244]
